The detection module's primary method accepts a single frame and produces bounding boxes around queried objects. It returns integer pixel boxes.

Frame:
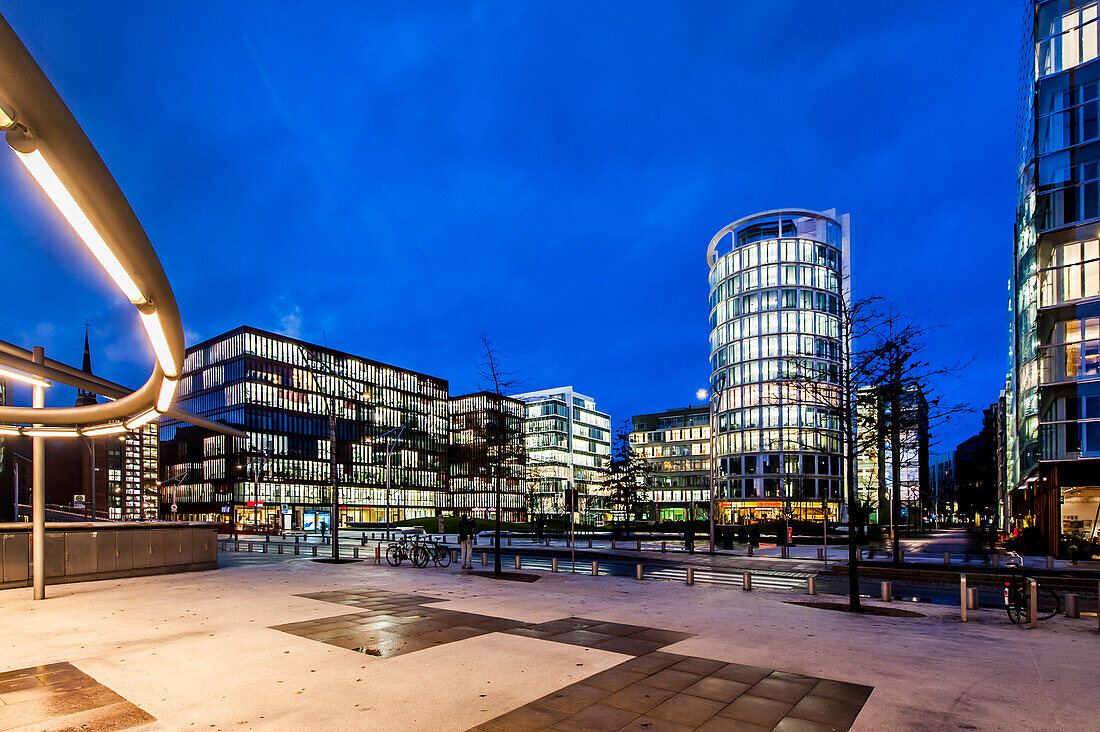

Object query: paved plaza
[0,553,1094,730]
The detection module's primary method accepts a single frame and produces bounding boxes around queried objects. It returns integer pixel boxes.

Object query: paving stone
[602,682,677,714]
[668,657,727,676]
[617,714,694,731]
[626,628,694,645]
[711,663,772,685]
[550,702,638,731]
[584,622,650,637]
[682,676,753,703]
[696,715,772,732]
[591,636,668,656]
[717,694,794,728]
[772,717,847,732]
[535,683,611,714]
[546,629,615,648]
[786,693,865,729]
[582,667,651,693]
[479,703,568,732]
[745,677,815,704]
[617,652,686,675]
[646,692,726,727]
[643,669,705,693]
[805,679,873,705]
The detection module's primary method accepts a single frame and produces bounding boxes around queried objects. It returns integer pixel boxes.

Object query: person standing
[459,514,476,569]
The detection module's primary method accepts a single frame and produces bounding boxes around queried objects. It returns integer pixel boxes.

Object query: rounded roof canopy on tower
[706,208,841,268]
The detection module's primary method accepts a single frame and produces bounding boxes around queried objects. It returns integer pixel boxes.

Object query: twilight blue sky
[0,1,1017,450]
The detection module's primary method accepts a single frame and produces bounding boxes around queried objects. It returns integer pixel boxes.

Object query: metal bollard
[611,539,616,550]
[482,552,487,566]
[265,534,270,542]
[636,540,641,551]
[294,544,300,555]
[354,547,360,559]
[944,552,950,565]
[234,539,240,551]
[807,577,817,595]
[311,545,317,557]
[507,537,511,546]
[552,557,558,572]
[967,587,978,610]
[743,572,752,591]
[881,581,892,602]
[1066,594,1079,618]
[248,542,253,552]
[817,548,823,560]
[295,535,300,544]
[1028,579,1038,628]
[452,549,459,564]
[748,544,754,556]
[515,555,521,570]
[278,544,283,554]
[960,574,967,622]
[635,563,643,580]
[1046,555,1054,569]
[686,567,694,585]
[375,545,381,564]
[661,541,666,552]
[898,548,904,563]
[591,561,598,576]
[361,535,366,546]
[991,553,1000,567]
[545,538,550,547]
[262,543,267,553]
[588,537,592,548]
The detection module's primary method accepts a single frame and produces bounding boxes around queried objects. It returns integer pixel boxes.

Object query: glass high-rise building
[1011,1,1100,553]
[511,387,611,521]
[706,209,849,524]
[158,326,450,530]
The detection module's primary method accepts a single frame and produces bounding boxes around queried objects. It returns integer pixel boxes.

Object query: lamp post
[381,424,407,539]
[705,374,726,553]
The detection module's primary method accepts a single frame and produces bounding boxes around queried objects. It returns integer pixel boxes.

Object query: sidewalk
[1,552,1095,730]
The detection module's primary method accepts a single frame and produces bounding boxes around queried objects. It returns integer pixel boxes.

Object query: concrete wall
[0,522,217,589]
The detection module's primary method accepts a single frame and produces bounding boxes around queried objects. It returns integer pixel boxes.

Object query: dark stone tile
[712,663,773,685]
[647,692,726,727]
[669,657,727,676]
[535,683,611,714]
[546,630,614,648]
[807,680,873,705]
[0,675,43,695]
[617,714,694,731]
[417,626,487,645]
[504,627,560,640]
[40,699,156,732]
[591,637,667,657]
[745,677,815,704]
[697,716,771,732]
[787,693,865,729]
[531,618,603,634]
[480,703,568,732]
[602,683,676,714]
[717,694,794,728]
[550,702,638,731]
[772,717,847,732]
[467,616,528,632]
[583,667,650,693]
[625,628,693,645]
[682,677,753,704]
[767,670,819,686]
[585,622,650,637]
[0,664,68,683]
[643,669,704,693]
[617,652,686,675]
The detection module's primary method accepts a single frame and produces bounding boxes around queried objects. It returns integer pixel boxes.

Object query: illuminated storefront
[706,209,849,524]
[158,327,449,530]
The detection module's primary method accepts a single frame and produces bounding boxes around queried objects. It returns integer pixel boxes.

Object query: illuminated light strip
[156,377,177,412]
[139,310,179,378]
[124,408,158,430]
[81,422,127,436]
[0,366,51,388]
[0,425,20,436]
[23,426,79,437]
[13,148,147,305]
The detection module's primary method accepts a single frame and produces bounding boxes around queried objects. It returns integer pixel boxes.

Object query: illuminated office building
[511,387,611,520]
[630,405,710,522]
[448,392,527,520]
[1011,1,1100,553]
[158,327,449,530]
[706,209,849,524]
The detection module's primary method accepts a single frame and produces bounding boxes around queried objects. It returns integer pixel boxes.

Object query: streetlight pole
[31,345,46,600]
[382,424,406,541]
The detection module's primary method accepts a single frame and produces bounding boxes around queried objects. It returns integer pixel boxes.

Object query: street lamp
[380,424,407,539]
[706,372,727,553]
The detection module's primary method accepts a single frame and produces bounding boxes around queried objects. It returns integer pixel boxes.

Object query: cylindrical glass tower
[706,209,849,525]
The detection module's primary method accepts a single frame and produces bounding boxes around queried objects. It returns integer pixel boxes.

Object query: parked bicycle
[1004,570,1061,624]
[386,536,429,568]
[425,541,452,568]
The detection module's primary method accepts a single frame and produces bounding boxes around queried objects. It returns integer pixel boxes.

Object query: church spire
[75,326,98,407]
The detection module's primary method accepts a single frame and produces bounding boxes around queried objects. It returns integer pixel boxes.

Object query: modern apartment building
[630,406,710,522]
[510,387,611,521]
[706,209,849,524]
[1010,1,1100,553]
[854,386,930,530]
[158,326,450,530]
[448,392,526,521]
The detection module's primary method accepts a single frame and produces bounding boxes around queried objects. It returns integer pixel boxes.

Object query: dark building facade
[448,392,526,521]
[158,327,449,531]
[630,406,711,522]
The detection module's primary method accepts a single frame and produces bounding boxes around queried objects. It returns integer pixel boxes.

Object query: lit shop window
[1039,239,1100,305]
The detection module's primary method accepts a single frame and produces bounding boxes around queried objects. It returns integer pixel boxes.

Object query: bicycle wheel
[434,545,452,567]
[1006,589,1026,624]
[412,544,430,568]
[386,543,403,567]
[1038,588,1061,620]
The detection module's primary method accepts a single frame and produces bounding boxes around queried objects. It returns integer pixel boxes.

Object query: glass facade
[630,406,710,521]
[158,326,449,529]
[448,392,526,520]
[707,209,849,524]
[511,387,611,520]
[1013,1,1100,552]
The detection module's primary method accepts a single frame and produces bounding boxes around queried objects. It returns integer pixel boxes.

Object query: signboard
[220,506,231,514]
[170,503,178,513]
[246,501,264,507]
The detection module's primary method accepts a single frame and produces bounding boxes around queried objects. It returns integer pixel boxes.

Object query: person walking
[459,514,476,570]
